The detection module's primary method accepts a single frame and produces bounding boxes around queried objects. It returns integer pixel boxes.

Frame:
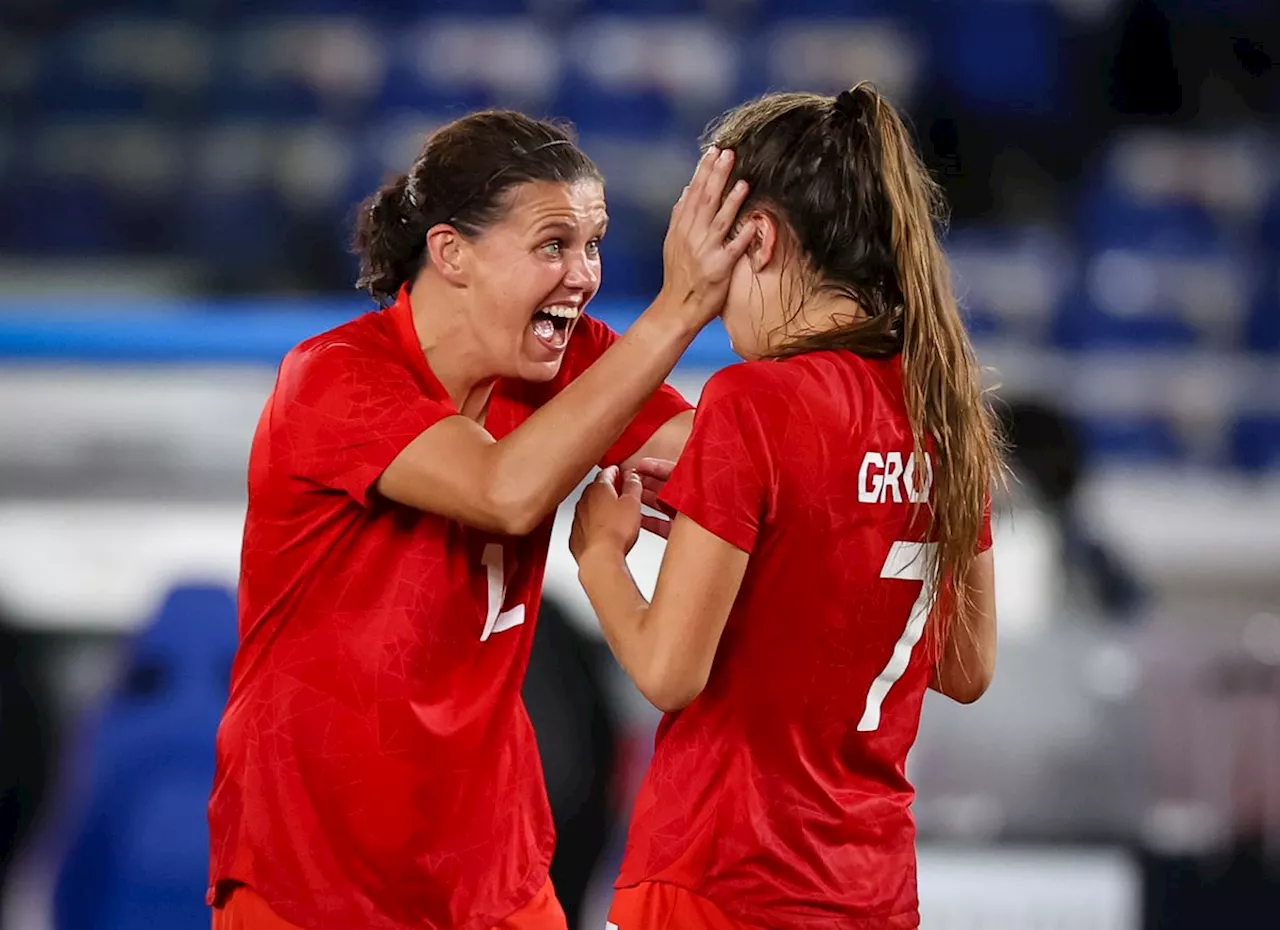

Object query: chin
[725,326,760,361]
[515,355,566,383]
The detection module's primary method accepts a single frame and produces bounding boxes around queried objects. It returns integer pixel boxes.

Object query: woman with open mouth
[207,110,754,930]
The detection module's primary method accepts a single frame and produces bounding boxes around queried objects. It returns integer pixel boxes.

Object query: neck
[762,288,866,353]
[795,290,866,334]
[407,274,497,420]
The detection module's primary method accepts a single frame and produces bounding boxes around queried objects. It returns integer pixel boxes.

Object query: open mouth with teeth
[529,304,580,353]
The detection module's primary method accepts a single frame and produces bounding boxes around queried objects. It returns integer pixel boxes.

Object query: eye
[540,240,562,257]
[586,238,601,258]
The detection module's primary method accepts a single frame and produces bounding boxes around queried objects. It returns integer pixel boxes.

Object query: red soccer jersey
[617,351,992,930]
[208,286,690,930]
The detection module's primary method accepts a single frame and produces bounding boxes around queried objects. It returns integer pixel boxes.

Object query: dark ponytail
[351,110,602,306]
[353,173,431,305]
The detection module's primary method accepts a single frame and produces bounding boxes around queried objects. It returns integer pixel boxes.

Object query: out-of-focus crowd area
[0,1,1277,929]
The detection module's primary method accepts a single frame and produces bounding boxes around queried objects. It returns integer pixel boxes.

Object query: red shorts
[607,882,754,930]
[211,879,567,930]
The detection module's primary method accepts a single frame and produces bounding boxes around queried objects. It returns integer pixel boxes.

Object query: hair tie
[834,88,860,120]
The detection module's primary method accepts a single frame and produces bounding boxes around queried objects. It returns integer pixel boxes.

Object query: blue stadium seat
[262,0,369,12]
[750,17,924,106]
[375,69,498,119]
[40,19,212,117]
[960,306,1004,341]
[921,0,1064,118]
[7,180,118,254]
[53,584,239,930]
[392,18,561,113]
[182,188,291,274]
[1231,415,1280,472]
[211,18,388,121]
[1050,290,1200,352]
[596,200,664,300]
[1078,194,1225,256]
[414,0,534,13]
[581,0,707,15]
[1077,416,1187,465]
[13,124,123,253]
[0,34,45,117]
[1246,286,1280,352]
[556,84,679,136]
[565,17,735,135]
[752,0,898,19]
[945,226,1072,341]
[1259,189,1280,254]
[178,122,292,273]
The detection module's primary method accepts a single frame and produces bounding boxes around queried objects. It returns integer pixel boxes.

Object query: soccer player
[570,84,1005,930]
[207,111,754,930]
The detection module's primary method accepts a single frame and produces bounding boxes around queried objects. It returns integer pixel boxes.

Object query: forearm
[488,298,696,529]
[576,547,664,702]
[929,618,995,702]
[929,552,997,703]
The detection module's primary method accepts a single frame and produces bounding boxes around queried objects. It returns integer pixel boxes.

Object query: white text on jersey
[857,451,933,505]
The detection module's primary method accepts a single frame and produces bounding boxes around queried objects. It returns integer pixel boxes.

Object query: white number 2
[479,543,525,642]
[857,541,938,732]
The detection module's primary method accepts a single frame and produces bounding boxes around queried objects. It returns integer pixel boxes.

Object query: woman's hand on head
[659,147,755,327]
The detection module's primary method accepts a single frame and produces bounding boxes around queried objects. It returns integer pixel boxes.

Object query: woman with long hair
[571,84,1005,930]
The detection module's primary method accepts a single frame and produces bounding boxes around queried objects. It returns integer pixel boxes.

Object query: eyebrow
[531,217,609,237]
[531,219,576,236]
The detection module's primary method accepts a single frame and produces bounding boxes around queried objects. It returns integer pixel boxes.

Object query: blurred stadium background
[0,0,1278,928]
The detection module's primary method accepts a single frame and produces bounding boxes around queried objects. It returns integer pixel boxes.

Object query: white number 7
[857,541,938,732]
[480,543,525,642]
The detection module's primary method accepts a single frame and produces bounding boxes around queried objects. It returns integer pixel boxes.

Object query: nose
[562,249,599,293]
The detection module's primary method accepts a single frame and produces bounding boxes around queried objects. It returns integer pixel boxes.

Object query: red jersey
[208,286,689,930]
[618,352,992,930]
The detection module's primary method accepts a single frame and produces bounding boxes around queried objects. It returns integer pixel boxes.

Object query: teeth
[540,305,580,319]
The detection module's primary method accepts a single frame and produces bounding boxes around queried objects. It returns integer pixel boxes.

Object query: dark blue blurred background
[0,2,1278,930]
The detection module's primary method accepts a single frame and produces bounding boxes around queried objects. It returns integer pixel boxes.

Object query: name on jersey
[858,450,933,504]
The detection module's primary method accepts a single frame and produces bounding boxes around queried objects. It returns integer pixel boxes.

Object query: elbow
[492,506,542,539]
[642,682,704,714]
[638,664,707,715]
[943,665,995,705]
[482,474,546,537]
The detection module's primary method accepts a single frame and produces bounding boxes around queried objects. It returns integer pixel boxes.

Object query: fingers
[670,147,719,239]
[635,459,676,514]
[641,515,672,539]
[721,216,758,266]
[639,475,666,498]
[635,457,676,480]
[596,465,618,486]
[688,148,736,232]
[670,184,690,220]
[620,468,644,504]
[707,179,749,244]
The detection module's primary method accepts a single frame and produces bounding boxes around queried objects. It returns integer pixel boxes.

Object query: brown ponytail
[705,84,1006,652]
[859,84,1005,646]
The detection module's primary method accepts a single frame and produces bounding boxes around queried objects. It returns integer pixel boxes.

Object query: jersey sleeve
[275,341,455,506]
[657,365,777,554]
[549,314,693,467]
[599,383,691,468]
